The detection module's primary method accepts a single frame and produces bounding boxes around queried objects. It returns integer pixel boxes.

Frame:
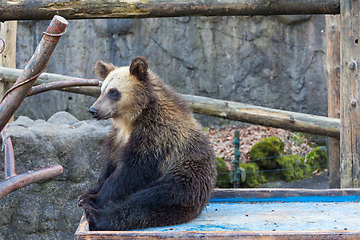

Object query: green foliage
[215,157,232,188]
[250,136,284,170]
[263,170,281,183]
[305,146,327,171]
[239,162,267,188]
[276,155,311,182]
[214,134,327,188]
[303,163,313,178]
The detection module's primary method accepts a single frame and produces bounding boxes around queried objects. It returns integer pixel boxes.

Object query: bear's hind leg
[85,201,199,231]
[84,183,204,231]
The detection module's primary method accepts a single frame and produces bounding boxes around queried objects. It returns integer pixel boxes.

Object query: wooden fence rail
[0,66,341,138]
[0,0,340,21]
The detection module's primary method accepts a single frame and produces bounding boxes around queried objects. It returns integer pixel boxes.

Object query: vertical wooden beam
[326,15,341,188]
[0,21,17,123]
[0,21,17,93]
[340,0,360,188]
[0,21,17,68]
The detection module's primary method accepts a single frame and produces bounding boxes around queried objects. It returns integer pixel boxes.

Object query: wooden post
[340,0,360,188]
[0,21,17,123]
[326,15,341,188]
[0,21,17,95]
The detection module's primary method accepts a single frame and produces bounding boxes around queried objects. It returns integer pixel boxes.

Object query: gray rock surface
[15,16,327,125]
[0,112,111,239]
[0,15,329,239]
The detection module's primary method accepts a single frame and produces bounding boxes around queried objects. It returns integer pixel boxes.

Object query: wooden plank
[75,214,88,234]
[325,15,341,188]
[75,230,360,240]
[340,0,360,188]
[0,0,340,21]
[211,188,360,200]
[74,189,360,240]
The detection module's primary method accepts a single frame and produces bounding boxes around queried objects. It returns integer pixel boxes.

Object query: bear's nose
[89,107,99,118]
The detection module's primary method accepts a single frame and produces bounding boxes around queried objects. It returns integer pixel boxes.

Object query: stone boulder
[0,112,111,240]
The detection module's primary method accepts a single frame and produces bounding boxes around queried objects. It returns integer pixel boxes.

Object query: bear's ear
[94,61,115,80]
[129,56,148,81]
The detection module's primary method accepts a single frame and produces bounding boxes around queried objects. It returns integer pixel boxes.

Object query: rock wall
[15,16,327,125]
[0,15,328,239]
[0,112,110,239]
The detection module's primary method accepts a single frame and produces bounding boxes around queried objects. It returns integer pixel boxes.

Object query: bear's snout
[89,107,99,118]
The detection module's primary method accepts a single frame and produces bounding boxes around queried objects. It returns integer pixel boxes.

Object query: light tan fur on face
[101,67,136,95]
[97,67,147,145]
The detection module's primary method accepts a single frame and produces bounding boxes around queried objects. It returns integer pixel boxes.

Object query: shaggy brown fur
[78,56,217,231]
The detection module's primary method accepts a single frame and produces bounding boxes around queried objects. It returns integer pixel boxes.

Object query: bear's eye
[108,88,121,100]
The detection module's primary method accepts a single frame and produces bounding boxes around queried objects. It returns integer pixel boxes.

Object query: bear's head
[89,56,150,123]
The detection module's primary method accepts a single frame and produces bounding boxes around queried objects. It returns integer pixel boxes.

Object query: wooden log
[0,67,341,138]
[185,94,340,138]
[325,15,341,189]
[0,67,101,97]
[340,0,360,188]
[27,79,100,97]
[0,0,340,21]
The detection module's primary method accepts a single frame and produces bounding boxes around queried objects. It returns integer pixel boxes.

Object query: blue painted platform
[75,189,360,239]
[140,200,360,232]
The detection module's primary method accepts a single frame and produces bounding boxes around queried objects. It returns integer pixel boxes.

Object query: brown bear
[78,56,217,231]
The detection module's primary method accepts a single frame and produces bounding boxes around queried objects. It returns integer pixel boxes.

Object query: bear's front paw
[84,205,99,231]
[78,193,97,207]
[78,198,86,207]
